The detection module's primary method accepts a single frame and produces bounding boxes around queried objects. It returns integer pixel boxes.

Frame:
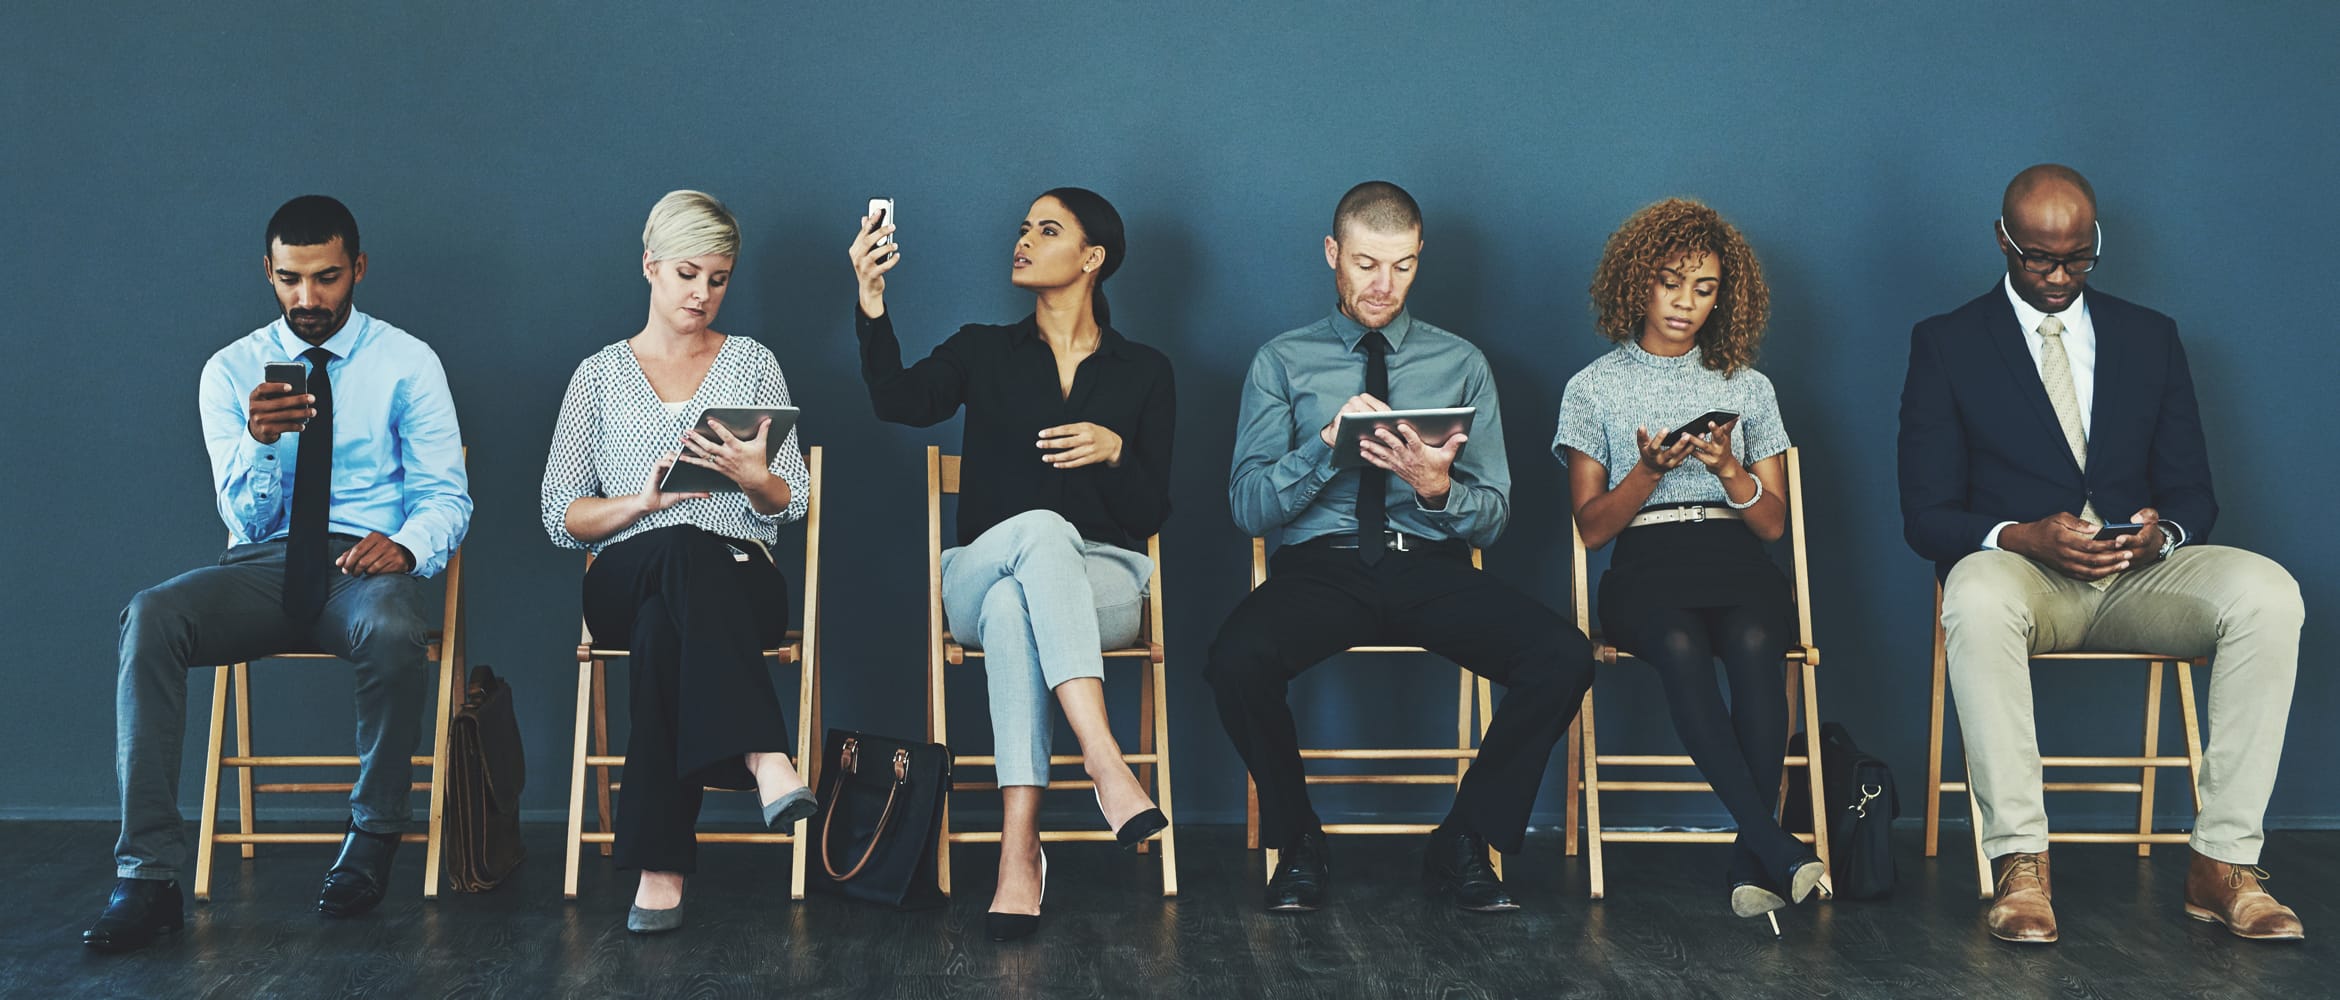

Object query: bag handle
[820,740,912,882]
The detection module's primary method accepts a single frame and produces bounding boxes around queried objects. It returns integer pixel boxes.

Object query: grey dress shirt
[1228,309,1511,548]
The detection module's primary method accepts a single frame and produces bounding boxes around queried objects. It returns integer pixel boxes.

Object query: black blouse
[856,307,1176,551]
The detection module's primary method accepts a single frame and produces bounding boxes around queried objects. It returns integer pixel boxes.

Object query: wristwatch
[2155,525,2180,561]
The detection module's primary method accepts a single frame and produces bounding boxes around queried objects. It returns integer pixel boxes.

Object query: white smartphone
[866,197,895,246]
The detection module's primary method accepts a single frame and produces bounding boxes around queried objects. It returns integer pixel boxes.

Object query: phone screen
[264,362,307,397]
[1661,410,1740,447]
[2094,522,2146,542]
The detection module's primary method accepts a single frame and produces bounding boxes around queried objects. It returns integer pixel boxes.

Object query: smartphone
[1661,410,1740,447]
[866,197,895,247]
[263,362,307,398]
[2094,522,2147,542]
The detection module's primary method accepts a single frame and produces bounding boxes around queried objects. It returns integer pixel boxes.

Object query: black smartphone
[1661,410,1740,447]
[2094,522,2147,542]
[263,362,307,397]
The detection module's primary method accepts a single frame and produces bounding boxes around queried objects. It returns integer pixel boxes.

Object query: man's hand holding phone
[245,381,316,445]
[2002,511,2132,581]
[2096,507,2169,568]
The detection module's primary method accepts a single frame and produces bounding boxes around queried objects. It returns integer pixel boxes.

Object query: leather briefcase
[806,728,950,909]
[445,664,526,892]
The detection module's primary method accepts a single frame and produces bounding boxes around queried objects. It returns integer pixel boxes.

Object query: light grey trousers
[1941,545,2302,864]
[941,510,1151,788]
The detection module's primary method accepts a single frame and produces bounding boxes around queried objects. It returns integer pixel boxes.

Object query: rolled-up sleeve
[386,352,472,578]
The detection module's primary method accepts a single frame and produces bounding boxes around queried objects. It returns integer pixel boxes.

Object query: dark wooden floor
[0,821,2328,999]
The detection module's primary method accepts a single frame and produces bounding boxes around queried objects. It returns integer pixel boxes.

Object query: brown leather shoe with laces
[2184,850,2305,941]
[1987,851,2057,944]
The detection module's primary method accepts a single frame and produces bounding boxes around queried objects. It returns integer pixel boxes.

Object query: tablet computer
[1330,407,1476,469]
[659,405,799,494]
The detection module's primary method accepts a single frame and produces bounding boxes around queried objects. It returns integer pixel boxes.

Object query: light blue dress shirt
[1228,309,1512,548]
[199,311,472,577]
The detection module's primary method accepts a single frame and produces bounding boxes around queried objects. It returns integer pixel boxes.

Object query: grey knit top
[1551,341,1790,506]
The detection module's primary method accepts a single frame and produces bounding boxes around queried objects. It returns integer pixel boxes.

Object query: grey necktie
[2037,315,2112,588]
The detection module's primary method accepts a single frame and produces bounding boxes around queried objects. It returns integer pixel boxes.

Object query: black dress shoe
[986,849,1047,942]
[317,821,402,917]
[83,878,184,953]
[1264,831,1330,913]
[1422,828,1519,913]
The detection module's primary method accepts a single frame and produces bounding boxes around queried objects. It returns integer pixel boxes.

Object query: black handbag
[1782,722,1899,899]
[444,664,526,892]
[806,728,951,909]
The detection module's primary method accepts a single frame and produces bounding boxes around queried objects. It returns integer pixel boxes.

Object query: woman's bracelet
[1724,472,1764,510]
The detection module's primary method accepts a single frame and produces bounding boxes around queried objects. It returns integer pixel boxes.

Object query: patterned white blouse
[541,336,811,552]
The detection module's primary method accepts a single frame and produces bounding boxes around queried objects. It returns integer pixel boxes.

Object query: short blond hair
[642,190,740,262]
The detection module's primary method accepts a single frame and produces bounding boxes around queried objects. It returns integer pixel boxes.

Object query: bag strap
[820,742,912,882]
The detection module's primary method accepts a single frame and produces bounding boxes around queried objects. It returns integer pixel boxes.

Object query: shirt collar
[271,310,369,361]
[1328,307,1413,353]
[2001,274,2088,337]
[1010,314,1130,358]
[1621,336,1700,370]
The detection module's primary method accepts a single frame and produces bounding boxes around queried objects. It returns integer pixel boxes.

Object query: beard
[286,303,347,340]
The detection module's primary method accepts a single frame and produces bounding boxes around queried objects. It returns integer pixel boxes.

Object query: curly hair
[1588,198,1769,376]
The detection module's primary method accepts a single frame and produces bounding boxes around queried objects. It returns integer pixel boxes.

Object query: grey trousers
[114,537,432,880]
[1941,545,2303,864]
[941,510,1151,788]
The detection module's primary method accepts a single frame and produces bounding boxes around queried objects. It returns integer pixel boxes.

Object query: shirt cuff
[1982,521,2017,551]
[2162,520,2188,549]
[386,526,436,577]
[245,435,283,499]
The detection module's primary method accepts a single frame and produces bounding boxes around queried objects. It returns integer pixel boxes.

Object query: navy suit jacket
[1897,284,2218,579]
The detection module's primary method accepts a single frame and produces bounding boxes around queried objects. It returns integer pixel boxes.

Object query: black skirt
[1596,513,1793,640]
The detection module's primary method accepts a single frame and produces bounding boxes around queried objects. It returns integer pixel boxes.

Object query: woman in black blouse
[848,188,1172,941]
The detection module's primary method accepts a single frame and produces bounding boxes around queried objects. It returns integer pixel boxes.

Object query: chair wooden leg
[2136,661,2166,858]
[233,662,255,860]
[421,648,457,899]
[2177,660,2205,813]
[1926,591,1948,858]
[1564,716,1582,857]
[1245,777,1261,852]
[1582,690,1605,899]
[1136,664,1158,856]
[194,665,232,902]
[564,661,592,900]
[591,660,613,858]
[1781,663,1804,811]
[1151,658,1179,897]
[1798,662,1832,897]
[1964,748,1992,900]
[790,647,816,902]
[928,647,951,898]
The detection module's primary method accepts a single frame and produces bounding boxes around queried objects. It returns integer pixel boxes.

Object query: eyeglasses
[1998,217,2102,276]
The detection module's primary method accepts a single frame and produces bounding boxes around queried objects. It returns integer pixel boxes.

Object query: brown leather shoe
[2184,850,2305,941]
[1987,851,2058,944]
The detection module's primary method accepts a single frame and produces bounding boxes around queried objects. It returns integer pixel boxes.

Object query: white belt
[1626,505,1744,528]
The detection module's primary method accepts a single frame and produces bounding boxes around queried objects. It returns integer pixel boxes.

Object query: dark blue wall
[5,4,2334,839]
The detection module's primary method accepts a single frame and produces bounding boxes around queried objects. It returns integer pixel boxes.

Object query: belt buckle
[1389,531,1411,553]
[1688,505,1707,523]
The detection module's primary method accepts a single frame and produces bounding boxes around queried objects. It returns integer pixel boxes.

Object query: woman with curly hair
[1552,198,1824,922]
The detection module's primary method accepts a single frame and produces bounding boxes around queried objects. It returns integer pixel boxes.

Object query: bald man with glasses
[1898,164,2305,944]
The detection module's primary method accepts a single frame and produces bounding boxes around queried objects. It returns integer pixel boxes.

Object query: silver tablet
[1330,407,1476,469]
[659,405,799,494]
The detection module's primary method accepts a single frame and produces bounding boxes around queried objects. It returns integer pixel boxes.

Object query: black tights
[1612,603,1803,885]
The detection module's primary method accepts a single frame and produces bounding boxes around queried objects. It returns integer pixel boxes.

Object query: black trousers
[1204,542,1595,855]
[584,525,792,873]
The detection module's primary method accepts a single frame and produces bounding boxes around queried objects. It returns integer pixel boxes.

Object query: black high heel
[1095,788,1168,851]
[985,849,1047,942]
[1781,855,1828,904]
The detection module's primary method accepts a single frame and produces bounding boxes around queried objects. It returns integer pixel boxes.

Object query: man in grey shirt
[1205,181,1594,914]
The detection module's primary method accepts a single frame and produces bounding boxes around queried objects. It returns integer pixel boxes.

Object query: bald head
[1997,164,2100,313]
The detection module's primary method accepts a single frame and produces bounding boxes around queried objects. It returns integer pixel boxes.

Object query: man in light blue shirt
[1206,182,1593,916]
[86,196,471,953]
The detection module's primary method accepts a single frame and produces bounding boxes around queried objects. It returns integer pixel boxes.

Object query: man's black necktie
[1356,330,1390,565]
[283,347,334,622]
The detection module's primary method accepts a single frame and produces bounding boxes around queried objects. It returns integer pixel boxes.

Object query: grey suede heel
[762,787,819,829]
[627,901,684,934]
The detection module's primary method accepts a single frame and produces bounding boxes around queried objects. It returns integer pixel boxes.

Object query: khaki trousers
[1941,545,2302,864]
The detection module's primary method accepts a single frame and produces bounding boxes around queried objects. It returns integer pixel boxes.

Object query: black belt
[1292,530,1470,558]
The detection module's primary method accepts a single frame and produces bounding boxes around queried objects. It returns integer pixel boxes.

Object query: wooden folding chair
[1241,537,1505,880]
[1923,580,2207,898]
[561,447,826,900]
[926,446,1178,898]
[193,543,468,901]
[1573,446,1829,899]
